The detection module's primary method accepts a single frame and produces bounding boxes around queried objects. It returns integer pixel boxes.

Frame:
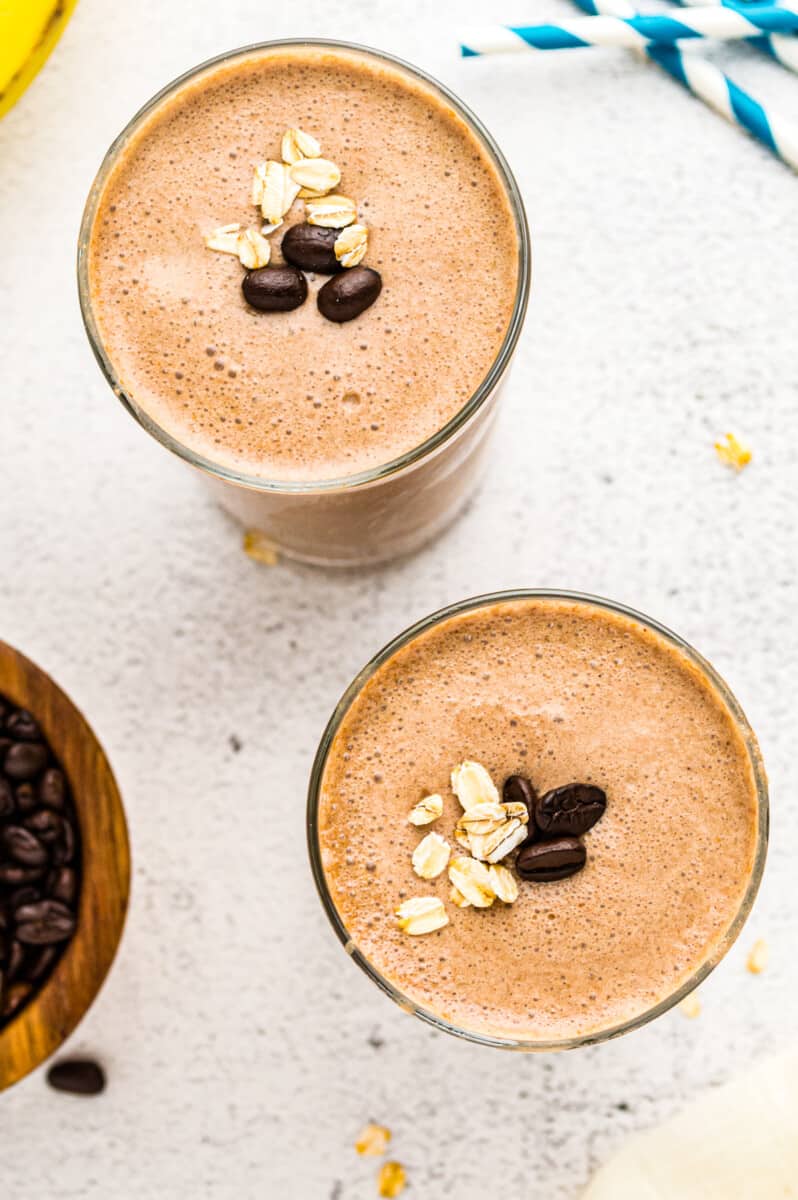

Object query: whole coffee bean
[27,945,58,983]
[503,774,537,823]
[242,265,308,312]
[47,867,77,906]
[39,768,66,810]
[535,784,607,837]
[0,863,44,886]
[15,782,37,814]
[5,710,41,741]
[4,742,48,781]
[15,900,76,945]
[25,809,63,843]
[0,777,14,818]
[9,885,41,910]
[516,836,587,883]
[47,1059,106,1096]
[51,817,75,865]
[6,938,24,980]
[281,223,341,274]
[2,825,48,867]
[317,267,382,323]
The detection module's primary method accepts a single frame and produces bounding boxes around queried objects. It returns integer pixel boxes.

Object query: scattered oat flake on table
[678,992,701,1019]
[747,938,769,974]
[243,530,279,565]
[714,432,752,471]
[378,1161,407,1198]
[355,1122,391,1157]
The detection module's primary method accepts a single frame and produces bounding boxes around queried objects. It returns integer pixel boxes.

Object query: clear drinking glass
[77,40,531,566]
[307,589,769,1051]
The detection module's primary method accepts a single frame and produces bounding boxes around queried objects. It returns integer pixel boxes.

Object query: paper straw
[568,0,798,170]
[460,4,798,55]
[672,0,798,73]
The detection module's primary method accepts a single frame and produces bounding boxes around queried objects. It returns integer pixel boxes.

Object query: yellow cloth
[584,1049,798,1199]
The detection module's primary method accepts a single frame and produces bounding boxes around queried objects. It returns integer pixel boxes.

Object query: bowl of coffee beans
[0,640,130,1090]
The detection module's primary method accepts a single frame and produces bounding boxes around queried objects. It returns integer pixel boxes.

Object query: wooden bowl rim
[0,641,131,1091]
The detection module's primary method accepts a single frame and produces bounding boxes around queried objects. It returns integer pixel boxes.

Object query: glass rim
[76,38,531,496]
[306,588,769,1052]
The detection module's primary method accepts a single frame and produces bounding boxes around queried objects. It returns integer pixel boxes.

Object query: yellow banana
[0,0,79,120]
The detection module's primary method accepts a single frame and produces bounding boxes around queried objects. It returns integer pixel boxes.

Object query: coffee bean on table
[516,836,587,882]
[317,266,382,323]
[281,223,341,274]
[47,1059,106,1096]
[242,265,308,312]
[535,784,607,837]
[503,774,537,824]
[4,742,48,781]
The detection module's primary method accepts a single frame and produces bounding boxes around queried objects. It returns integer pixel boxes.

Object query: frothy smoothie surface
[87,45,519,481]
[317,598,760,1042]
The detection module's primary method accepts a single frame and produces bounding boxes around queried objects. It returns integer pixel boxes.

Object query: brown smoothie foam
[87,45,519,482]
[317,597,761,1042]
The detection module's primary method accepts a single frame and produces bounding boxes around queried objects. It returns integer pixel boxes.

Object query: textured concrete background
[0,0,796,1196]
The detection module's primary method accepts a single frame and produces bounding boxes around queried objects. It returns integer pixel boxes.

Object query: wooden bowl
[0,641,130,1091]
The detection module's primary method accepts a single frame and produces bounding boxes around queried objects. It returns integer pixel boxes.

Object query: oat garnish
[378,1161,407,1198]
[281,126,322,165]
[335,224,369,268]
[470,818,528,864]
[455,801,506,837]
[714,432,752,471]
[411,831,450,880]
[396,896,449,935]
[448,856,495,908]
[355,1123,391,1157]
[257,160,301,225]
[679,992,702,1019]
[408,793,443,826]
[451,760,500,809]
[289,156,341,195]
[449,885,471,908]
[747,938,769,974]
[260,219,283,236]
[488,864,519,904]
[243,530,280,565]
[306,193,357,228]
[237,227,272,269]
[205,223,243,254]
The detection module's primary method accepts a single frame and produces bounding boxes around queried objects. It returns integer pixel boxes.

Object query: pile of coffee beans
[0,694,81,1028]
[242,224,382,323]
[503,776,607,883]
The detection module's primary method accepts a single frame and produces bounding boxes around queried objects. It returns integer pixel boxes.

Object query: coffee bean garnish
[516,836,587,883]
[535,783,607,837]
[317,266,382,323]
[46,1059,106,1096]
[503,775,537,826]
[281,223,341,274]
[242,265,308,312]
[0,692,80,1029]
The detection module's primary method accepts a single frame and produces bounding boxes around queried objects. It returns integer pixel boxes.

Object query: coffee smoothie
[81,42,528,563]
[312,594,765,1045]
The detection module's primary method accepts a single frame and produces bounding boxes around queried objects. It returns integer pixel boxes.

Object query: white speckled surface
[1,1,796,1196]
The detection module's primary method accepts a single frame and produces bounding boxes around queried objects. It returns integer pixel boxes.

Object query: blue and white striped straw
[672,0,798,73]
[569,0,798,170]
[460,3,798,54]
